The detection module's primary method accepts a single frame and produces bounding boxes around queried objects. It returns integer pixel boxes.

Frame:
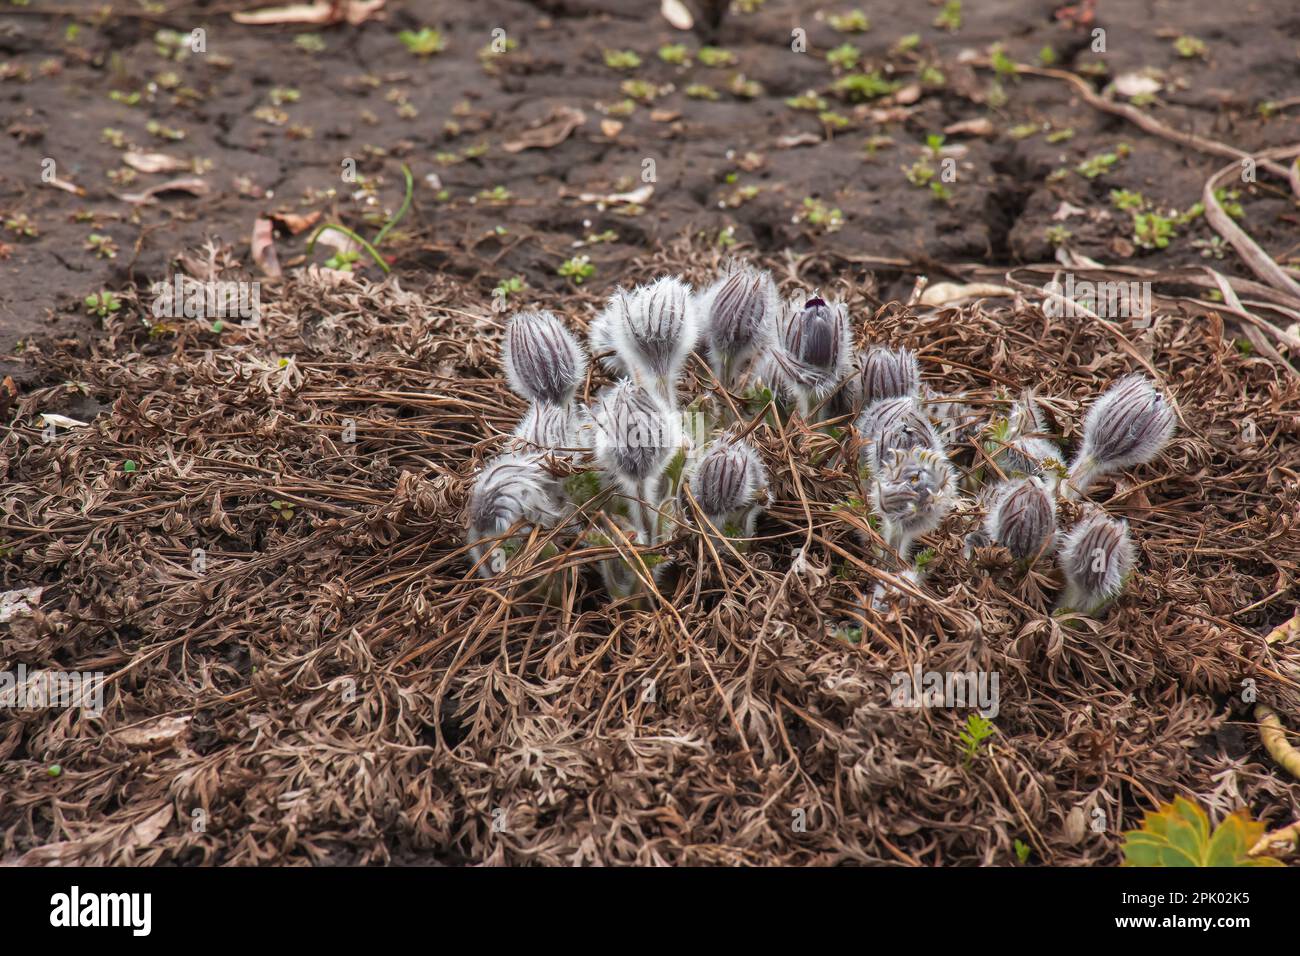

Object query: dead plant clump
[1,243,1298,866]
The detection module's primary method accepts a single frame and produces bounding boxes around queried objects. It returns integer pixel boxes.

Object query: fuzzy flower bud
[858,346,921,407]
[589,276,700,400]
[697,264,778,387]
[512,402,590,456]
[502,310,587,406]
[590,380,683,490]
[871,446,957,562]
[856,395,944,474]
[768,294,852,416]
[985,477,1057,561]
[686,437,768,535]
[1058,509,1135,614]
[466,453,566,576]
[1068,375,1175,496]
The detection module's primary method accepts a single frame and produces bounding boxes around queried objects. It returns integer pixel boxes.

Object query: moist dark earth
[1,0,1298,361]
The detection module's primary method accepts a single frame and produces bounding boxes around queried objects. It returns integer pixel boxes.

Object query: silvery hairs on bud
[984,476,1057,561]
[589,276,700,401]
[512,402,591,457]
[767,294,852,416]
[857,346,921,408]
[686,436,768,535]
[696,263,779,388]
[1058,508,1135,614]
[871,445,957,562]
[856,395,944,474]
[1068,374,1175,497]
[502,310,587,406]
[467,453,566,577]
[590,379,683,493]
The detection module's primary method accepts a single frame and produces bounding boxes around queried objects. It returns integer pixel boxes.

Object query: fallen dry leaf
[232,0,385,26]
[269,210,322,235]
[660,0,693,30]
[944,117,994,137]
[46,175,84,196]
[123,151,191,174]
[920,281,1017,307]
[118,176,209,205]
[114,716,192,750]
[575,183,654,206]
[600,119,624,138]
[502,107,586,153]
[251,217,282,278]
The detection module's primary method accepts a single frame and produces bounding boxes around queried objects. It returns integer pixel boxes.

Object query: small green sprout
[603,49,642,70]
[1038,45,1057,66]
[697,46,736,68]
[1133,211,1176,250]
[958,713,996,766]
[5,213,37,237]
[1109,188,1145,211]
[84,292,122,317]
[295,33,326,54]
[558,255,595,285]
[686,84,720,100]
[990,46,1017,78]
[929,182,953,204]
[1014,839,1031,863]
[826,43,860,71]
[620,79,659,102]
[799,197,844,233]
[904,160,935,186]
[85,233,117,259]
[493,276,526,301]
[47,764,62,777]
[833,71,897,101]
[933,0,962,32]
[1173,35,1206,59]
[658,43,689,66]
[828,9,870,33]
[398,28,445,57]
[269,499,295,521]
[1044,127,1074,143]
[894,33,921,53]
[1045,225,1071,247]
[1076,151,1119,178]
[122,460,138,474]
[785,90,828,111]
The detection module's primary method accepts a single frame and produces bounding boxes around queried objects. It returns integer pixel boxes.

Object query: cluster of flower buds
[467,262,1176,618]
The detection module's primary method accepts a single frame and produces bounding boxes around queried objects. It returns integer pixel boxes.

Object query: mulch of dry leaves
[1,238,1297,865]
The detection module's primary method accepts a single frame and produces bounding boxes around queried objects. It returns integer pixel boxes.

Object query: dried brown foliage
[2,243,1298,866]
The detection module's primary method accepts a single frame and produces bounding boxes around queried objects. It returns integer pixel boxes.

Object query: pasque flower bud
[856,395,944,474]
[985,477,1057,561]
[589,276,700,402]
[512,402,590,455]
[858,346,921,407]
[686,437,768,537]
[502,310,586,406]
[1058,508,1135,614]
[768,294,852,417]
[697,264,778,389]
[1067,375,1175,497]
[467,453,566,576]
[871,445,957,563]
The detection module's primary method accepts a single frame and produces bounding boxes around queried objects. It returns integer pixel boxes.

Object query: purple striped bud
[689,438,767,525]
[872,446,957,545]
[589,380,683,487]
[769,294,853,415]
[985,477,1056,561]
[856,396,944,474]
[858,346,921,406]
[1068,375,1175,496]
[697,264,778,386]
[589,276,700,397]
[467,453,566,576]
[502,310,586,406]
[1058,509,1135,614]
[512,402,590,455]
